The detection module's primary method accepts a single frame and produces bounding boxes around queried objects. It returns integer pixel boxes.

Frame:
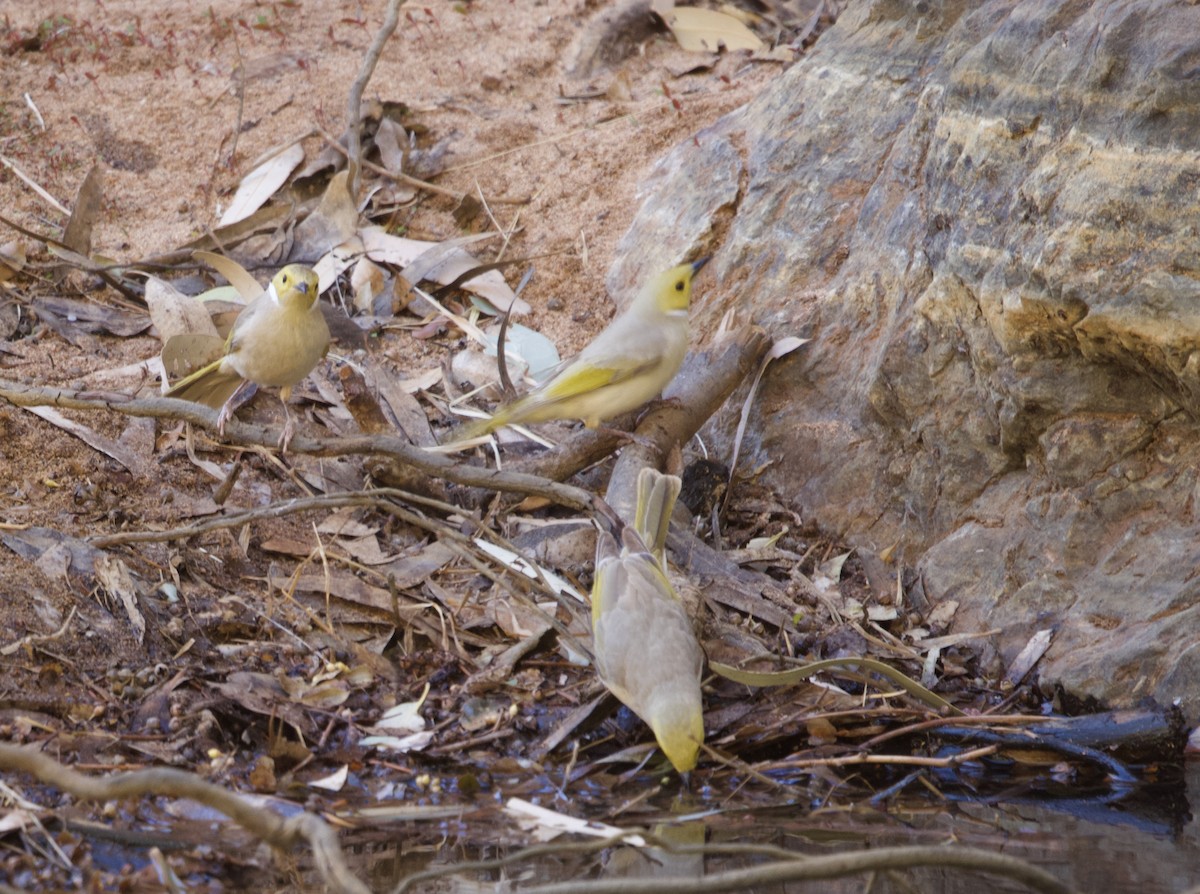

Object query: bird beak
[296,280,310,295]
[690,256,710,275]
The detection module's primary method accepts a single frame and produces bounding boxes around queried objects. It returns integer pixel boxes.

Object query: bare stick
[0,153,70,215]
[91,492,385,547]
[517,845,1080,894]
[0,743,370,894]
[346,0,405,197]
[317,128,531,205]
[0,380,597,512]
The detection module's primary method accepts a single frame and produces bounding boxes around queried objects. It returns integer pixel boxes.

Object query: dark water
[341,762,1200,893]
[66,756,1199,892]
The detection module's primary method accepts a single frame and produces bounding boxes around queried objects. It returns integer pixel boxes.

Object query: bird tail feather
[633,467,682,564]
[164,359,244,410]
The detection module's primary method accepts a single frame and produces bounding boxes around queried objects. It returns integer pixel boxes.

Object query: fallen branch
[516,844,1080,894]
[0,743,370,894]
[606,325,769,521]
[90,491,387,547]
[0,379,596,511]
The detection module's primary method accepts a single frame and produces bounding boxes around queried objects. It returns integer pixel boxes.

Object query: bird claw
[277,412,296,454]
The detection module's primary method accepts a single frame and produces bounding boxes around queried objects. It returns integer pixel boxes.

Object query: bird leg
[278,401,297,454]
[276,385,299,453]
[215,380,256,437]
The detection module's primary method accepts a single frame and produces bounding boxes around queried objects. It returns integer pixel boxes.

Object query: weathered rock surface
[611,0,1200,717]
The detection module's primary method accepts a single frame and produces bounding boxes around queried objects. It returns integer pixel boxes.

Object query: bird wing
[224,293,270,359]
[592,547,700,707]
[539,355,659,402]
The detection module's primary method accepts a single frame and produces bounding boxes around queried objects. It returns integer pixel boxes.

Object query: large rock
[610,0,1200,717]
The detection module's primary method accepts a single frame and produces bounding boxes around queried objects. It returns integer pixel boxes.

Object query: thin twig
[227,28,246,168]
[91,493,384,547]
[345,0,405,197]
[0,607,77,656]
[319,127,462,201]
[757,744,1000,773]
[0,153,69,215]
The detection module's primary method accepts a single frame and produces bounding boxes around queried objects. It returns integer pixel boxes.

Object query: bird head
[640,256,709,317]
[269,264,320,311]
[648,691,704,773]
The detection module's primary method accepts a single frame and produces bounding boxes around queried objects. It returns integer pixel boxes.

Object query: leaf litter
[0,1,1185,892]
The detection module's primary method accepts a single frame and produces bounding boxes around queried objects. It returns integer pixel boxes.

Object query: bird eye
[675,280,685,291]
[281,274,289,284]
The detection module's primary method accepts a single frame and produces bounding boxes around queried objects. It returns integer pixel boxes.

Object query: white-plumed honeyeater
[164,264,329,451]
[591,467,705,773]
[466,258,708,436]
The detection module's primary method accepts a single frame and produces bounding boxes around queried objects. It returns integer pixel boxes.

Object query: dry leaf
[374,116,414,181]
[606,70,633,102]
[473,540,586,602]
[297,683,351,709]
[1005,628,1054,686]
[160,333,226,381]
[94,554,146,644]
[291,170,360,262]
[145,275,221,343]
[660,5,763,53]
[361,228,526,314]
[61,164,103,256]
[211,672,311,731]
[35,295,150,338]
[0,527,102,581]
[374,694,427,734]
[338,534,395,566]
[357,730,434,752]
[450,348,520,401]
[316,511,379,538]
[22,405,144,473]
[397,367,443,393]
[0,240,26,283]
[505,798,646,846]
[308,765,349,792]
[926,598,959,630]
[193,250,265,301]
[350,256,386,313]
[362,360,439,447]
[218,142,304,227]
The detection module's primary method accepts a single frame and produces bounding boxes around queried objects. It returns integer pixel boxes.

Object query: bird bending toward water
[591,467,705,773]
[465,258,708,437]
[164,264,329,452]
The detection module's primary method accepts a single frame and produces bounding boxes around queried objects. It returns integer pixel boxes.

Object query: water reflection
[358,762,1197,893]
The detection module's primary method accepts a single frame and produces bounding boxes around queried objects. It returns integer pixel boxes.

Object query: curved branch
[519,844,1079,894]
[0,379,596,511]
[0,743,369,894]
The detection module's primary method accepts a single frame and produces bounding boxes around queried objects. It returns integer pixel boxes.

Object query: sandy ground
[2,0,779,350]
